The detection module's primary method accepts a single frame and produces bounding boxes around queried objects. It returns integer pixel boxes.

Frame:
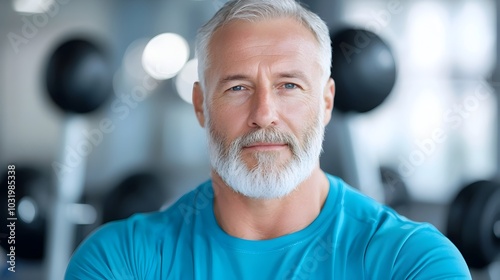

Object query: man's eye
[283,83,298,89]
[230,85,245,91]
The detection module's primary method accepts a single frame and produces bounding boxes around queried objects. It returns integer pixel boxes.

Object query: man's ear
[192,82,206,127]
[322,78,335,125]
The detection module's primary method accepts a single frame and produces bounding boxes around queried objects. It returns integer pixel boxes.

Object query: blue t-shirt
[65,174,471,279]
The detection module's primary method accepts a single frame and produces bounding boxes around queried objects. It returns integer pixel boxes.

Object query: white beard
[206,107,325,200]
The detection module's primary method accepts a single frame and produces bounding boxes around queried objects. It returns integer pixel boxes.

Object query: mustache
[234,128,300,153]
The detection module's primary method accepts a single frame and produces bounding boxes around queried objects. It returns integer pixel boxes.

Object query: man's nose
[247,86,279,128]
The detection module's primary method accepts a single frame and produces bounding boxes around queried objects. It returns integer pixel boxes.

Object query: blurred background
[0,0,499,279]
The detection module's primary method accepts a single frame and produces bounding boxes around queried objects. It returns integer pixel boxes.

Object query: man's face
[193,18,334,199]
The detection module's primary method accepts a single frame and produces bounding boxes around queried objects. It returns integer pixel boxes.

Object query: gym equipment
[45,39,112,114]
[379,166,410,208]
[0,166,50,260]
[330,28,397,113]
[322,28,398,202]
[102,172,166,223]
[44,37,112,280]
[447,180,500,269]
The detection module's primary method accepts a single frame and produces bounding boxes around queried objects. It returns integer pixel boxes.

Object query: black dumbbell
[330,28,397,113]
[44,37,113,280]
[321,28,397,194]
[447,180,500,269]
[45,38,112,114]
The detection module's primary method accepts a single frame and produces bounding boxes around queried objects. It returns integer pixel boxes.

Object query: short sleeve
[64,221,138,280]
[391,226,472,280]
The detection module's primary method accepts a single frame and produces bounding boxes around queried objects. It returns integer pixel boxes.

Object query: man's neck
[211,167,330,240]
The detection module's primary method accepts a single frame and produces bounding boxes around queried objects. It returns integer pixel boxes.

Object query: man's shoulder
[326,173,420,228]
[65,180,213,279]
[325,175,470,279]
[329,174,443,244]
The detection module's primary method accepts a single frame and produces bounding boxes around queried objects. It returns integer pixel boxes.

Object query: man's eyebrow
[217,71,311,87]
[277,71,309,81]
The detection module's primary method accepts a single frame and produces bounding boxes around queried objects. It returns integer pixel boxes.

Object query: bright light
[19,197,37,223]
[12,0,55,13]
[142,33,189,80]
[453,2,495,76]
[407,2,450,72]
[175,59,199,104]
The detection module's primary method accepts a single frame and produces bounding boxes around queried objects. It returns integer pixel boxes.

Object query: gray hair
[195,0,332,91]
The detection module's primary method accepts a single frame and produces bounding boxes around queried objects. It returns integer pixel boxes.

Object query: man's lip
[243,143,288,149]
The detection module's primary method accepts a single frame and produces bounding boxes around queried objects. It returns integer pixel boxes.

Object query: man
[65,0,471,279]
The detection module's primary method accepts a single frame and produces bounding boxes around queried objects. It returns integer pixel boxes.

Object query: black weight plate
[447,180,500,268]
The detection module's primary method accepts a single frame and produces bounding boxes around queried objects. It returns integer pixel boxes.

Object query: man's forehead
[202,18,324,90]
[209,17,318,51]
[208,19,320,62]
